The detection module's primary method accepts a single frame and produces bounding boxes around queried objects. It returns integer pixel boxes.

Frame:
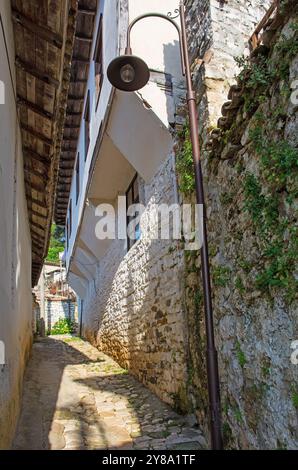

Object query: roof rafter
[11,9,63,49]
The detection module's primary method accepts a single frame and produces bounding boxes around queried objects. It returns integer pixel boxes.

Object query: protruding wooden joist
[29,208,48,220]
[67,95,85,100]
[25,178,46,193]
[72,56,90,64]
[26,194,47,209]
[30,218,46,232]
[11,9,63,49]
[21,124,52,145]
[24,167,47,180]
[64,124,81,129]
[70,79,88,84]
[17,96,54,120]
[15,56,60,88]
[75,34,93,43]
[23,147,51,166]
[66,111,83,116]
[78,7,97,16]
[63,137,78,142]
[31,235,44,248]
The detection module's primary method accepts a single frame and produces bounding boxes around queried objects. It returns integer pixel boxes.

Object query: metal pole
[179,1,223,450]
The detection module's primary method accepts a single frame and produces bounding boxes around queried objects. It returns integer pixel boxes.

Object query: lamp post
[107,1,222,450]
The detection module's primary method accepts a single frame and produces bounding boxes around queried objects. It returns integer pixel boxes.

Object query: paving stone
[13,336,206,450]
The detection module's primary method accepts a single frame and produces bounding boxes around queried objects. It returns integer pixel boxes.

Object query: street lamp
[107,1,223,450]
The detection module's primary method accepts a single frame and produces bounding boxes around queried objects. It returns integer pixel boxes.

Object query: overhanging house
[60,0,187,405]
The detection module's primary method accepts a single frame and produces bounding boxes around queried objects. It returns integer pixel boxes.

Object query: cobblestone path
[13,336,206,450]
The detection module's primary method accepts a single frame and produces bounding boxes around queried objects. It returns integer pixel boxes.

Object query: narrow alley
[13,336,206,450]
[1,0,297,456]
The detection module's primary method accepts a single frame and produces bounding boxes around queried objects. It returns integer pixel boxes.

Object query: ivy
[236,341,247,368]
[176,126,195,196]
[212,266,231,287]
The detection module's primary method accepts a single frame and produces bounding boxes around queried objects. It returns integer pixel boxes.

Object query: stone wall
[185,0,272,132]
[35,299,76,333]
[82,155,190,408]
[182,0,298,449]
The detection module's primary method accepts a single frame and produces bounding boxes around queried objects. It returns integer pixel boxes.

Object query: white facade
[65,0,183,299]
[0,2,33,448]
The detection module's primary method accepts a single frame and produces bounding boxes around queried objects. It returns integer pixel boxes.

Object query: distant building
[33,261,77,335]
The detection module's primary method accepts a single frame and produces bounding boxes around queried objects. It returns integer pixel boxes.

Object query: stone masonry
[80,0,297,450]
[183,0,298,449]
[83,155,190,409]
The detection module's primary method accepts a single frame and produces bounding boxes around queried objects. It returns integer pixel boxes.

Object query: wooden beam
[11,9,63,49]
[67,95,85,100]
[64,125,80,129]
[75,34,93,43]
[29,208,47,220]
[26,194,47,209]
[31,236,44,248]
[24,167,47,180]
[66,111,82,116]
[78,7,97,15]
[23,147,51,166]
[17,96,53,120]
[32,244,44,254]
[21,124,52,145]
[56,197,70,202]
[70,79,87,84]
[31,226,45,238]
[30,219,46,232]
[63,137,78,142]
[15,56,60,88]
[25,178,46,193]
[72,56,90,64]
[32,247,43,257]
[59,166,74,171]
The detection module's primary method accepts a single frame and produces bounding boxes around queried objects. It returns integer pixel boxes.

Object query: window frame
[66,219,69,250]
[126,174,140,251]
[84,91,90,161]
[75,153,80,204]
[93,14,103,110]
[69,199,72,240]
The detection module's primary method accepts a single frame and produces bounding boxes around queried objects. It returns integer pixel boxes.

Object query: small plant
[236,341,247,368]
[222,421,233,447]
[235,276,245,294]
[261,365,271,378]
[233,406,243,424]
[176,127,195,196]
[220,191,234,206]
[50,318,76,335]
[194,289,203,310]
[292,391,298,409]
[212,265,231,287]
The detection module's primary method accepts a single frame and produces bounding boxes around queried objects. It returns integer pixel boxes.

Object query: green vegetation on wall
[46,224,65,263]
[176,126,195,196]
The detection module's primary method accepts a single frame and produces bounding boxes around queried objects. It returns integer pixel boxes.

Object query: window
[69,200,72,239]
[126,174,140,251]
[94,15,103,108]
[66,219,69,250]
[84,91,90,160]
[76,153,80,204]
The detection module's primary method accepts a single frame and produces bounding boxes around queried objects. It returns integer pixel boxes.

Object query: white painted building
[63,0,276,424]
[64,0,189,404]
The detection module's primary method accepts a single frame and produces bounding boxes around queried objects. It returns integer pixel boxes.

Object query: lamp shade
[107,55,150,92]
